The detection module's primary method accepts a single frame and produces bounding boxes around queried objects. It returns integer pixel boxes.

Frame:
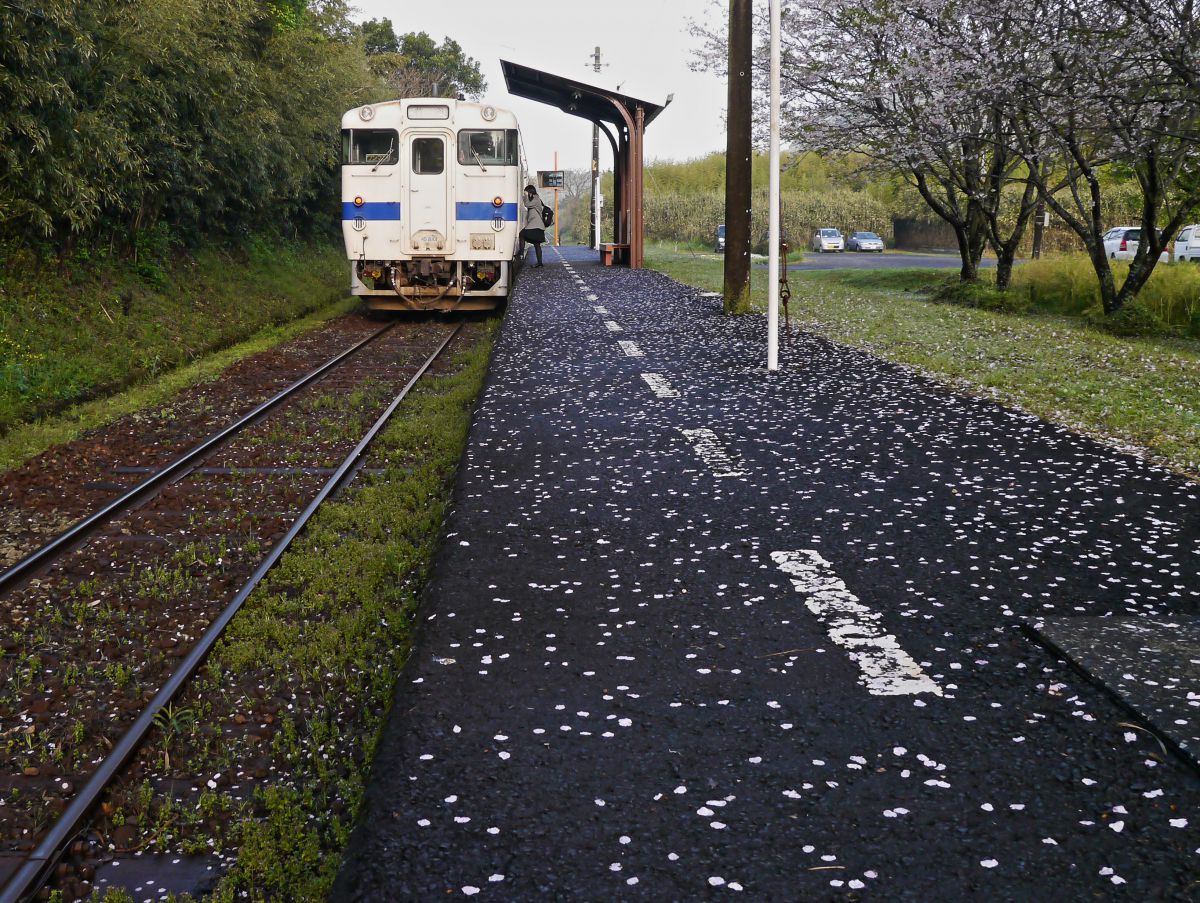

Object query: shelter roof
[500,60,669,128]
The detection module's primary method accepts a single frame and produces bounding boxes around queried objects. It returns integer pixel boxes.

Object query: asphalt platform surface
[334,246,1199,901]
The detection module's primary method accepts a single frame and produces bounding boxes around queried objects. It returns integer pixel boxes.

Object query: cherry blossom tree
[691,0,1046,286]
[996,0,1200,313]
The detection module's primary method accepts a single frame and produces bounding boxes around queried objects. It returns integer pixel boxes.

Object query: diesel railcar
[341,98,528,311]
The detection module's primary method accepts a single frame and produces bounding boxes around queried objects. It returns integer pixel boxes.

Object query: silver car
[847,231,885,252]
[812,228,844,253]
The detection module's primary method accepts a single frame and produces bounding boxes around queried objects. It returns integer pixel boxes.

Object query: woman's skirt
[520,227,546,244]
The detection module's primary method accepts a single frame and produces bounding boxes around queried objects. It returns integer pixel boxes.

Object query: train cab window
[341,129,398,166]
[411,137,445,174]
[457,129,519,166]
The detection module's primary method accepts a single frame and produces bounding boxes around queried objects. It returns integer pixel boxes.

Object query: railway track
[0,319,464,902]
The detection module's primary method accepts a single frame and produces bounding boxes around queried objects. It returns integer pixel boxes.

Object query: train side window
[412,137,445,174]
[457,129,519,166]
[342,129,398,166]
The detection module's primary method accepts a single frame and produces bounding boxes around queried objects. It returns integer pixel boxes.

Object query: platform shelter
[500,60,669,268]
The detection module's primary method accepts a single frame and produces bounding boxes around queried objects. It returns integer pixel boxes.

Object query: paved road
[335,245,1198,901]
[755,250,998,270]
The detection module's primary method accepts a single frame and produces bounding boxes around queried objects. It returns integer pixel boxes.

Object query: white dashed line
[618,341,644,358]
[680,428,745,477]
[771,550,943,697]
[587,293,599,301]
[594,306,609,314]
[640,373,680,398]
[605,320,623,333]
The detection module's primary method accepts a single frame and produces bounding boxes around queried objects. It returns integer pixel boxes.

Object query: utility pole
[723,0,752,315]
[587,46,606,249]
[767,0,780,370]
[1032,198,1046,260]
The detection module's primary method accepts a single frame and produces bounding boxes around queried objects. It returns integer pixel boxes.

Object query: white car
[812,228,844,253]
[1173,224,1200,263]
[1102,225,1169,263]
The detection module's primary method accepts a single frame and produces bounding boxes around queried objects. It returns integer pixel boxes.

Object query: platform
[334,245,1199,900]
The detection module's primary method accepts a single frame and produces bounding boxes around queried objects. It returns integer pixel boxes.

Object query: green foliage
[930,276,1033,314]
[213,785,328,900]
[637,188,893,247]
[361,24,486,99]
[606,152,894,246]
[0,0,377,247]
[1086,300,1167,337]
[1013,257,1200,327]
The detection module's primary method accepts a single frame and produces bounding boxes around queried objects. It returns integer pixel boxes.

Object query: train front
[340,99,520,312]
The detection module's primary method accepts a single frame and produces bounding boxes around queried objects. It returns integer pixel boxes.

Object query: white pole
[595,188,603,250]
[767,0,781,372]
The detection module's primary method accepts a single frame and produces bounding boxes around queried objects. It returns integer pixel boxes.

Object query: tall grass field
[1012,257,1200,329]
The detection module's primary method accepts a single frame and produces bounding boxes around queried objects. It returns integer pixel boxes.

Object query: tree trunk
[1087,245,1119,314]
[1031,199,1046,259]
[954,225,978,282]
[722,0,753,315]
[994,248,1016,290]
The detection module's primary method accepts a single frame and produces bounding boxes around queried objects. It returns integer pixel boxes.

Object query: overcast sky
[350,0,728,173]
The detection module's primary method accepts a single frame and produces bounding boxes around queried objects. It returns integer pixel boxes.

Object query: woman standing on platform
[520,185,547,267]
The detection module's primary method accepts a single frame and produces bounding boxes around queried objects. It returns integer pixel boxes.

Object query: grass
[0,295,358,474]
[1011,255,1200,328]
[645,243,1200,478]
[0,237,349,438]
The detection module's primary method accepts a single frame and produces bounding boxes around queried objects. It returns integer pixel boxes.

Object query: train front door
[405,133,451,254]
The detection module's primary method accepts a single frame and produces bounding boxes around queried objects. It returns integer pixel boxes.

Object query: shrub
[930,276,1033,314]
[1086,300,1167,337]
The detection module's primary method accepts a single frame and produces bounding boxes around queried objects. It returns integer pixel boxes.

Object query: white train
[340,98,528,311]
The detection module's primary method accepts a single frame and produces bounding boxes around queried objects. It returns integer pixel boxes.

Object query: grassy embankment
[645,244,1200,477]
[0,239,351,471]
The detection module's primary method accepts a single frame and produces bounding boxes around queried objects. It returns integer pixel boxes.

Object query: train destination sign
[538,170,565,190]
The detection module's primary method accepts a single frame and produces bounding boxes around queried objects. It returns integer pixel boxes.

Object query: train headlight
[359,105,374,121]
[492,196,504,208]
[353,196,364,207]
[481,105,497,122]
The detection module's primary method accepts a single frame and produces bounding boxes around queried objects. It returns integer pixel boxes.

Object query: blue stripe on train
[342,202,520,221]
[342,202,401,220]
[456,202,518,221]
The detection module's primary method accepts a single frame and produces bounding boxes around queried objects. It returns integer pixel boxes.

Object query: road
[755,249,999,270]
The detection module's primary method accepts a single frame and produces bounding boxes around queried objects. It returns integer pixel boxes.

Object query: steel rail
[0,322,397,598]
[0,322,463,903]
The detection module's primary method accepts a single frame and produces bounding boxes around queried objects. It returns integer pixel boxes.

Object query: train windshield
[457,130,519,166]
[342,129,398,166]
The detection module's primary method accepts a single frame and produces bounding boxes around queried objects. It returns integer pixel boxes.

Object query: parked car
[1102,225,1169,262]
[1174,224,1200,263]
[812,228,844,253]
[714,223,726,253]
[847,231,885,252]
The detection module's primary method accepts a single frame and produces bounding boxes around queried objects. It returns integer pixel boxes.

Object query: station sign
[538,170,565,190]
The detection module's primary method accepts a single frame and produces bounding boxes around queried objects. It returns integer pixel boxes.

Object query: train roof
[342,98,518,128]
